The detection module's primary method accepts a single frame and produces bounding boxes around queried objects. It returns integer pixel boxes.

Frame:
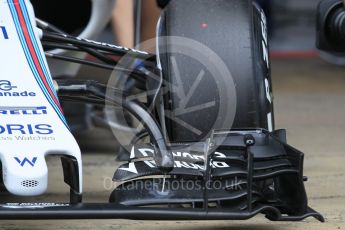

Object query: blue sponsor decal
[0,80,35,97]
[0,106,47,115]
[14,157,37,167]
[0,26,8,39]
[0,124,53,135]
[0,80,17,91]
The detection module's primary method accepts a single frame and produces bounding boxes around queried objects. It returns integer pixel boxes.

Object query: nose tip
[1,155,48,196]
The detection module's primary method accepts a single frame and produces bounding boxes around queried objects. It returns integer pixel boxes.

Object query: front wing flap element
[110,129,324,222]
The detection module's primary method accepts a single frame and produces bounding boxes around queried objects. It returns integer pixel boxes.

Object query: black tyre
[158,0,274,142]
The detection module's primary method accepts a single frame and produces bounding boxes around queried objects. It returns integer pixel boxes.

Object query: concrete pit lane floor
[0,58,344,229]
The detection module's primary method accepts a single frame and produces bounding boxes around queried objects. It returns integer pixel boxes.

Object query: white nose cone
[0,0,82,197]
[1,154,48,196]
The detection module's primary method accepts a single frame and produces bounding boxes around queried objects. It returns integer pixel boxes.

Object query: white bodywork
[0,0,82,196]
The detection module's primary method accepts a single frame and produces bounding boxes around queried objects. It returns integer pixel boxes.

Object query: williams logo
[0,106,47,115]
[14,157,37,167]
[0,80,36,97]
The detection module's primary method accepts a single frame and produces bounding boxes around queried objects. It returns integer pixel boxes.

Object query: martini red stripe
[13,1,63,112]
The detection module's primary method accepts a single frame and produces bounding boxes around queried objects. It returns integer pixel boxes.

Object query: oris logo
[0,124,53,135]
